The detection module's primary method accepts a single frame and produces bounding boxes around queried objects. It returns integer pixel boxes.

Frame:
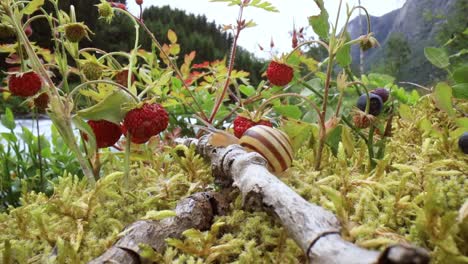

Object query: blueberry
[371,88,389,103]
[459,132,468,154]
[356,93,383,116]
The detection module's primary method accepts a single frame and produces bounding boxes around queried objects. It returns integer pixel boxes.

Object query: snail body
[239,125,293,173]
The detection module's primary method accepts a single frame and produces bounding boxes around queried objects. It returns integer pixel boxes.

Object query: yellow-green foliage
[1,98,467,263]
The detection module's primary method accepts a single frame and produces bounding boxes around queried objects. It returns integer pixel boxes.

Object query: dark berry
[356,93,383,116]
[459,132,468,154]
[371,88,390,103]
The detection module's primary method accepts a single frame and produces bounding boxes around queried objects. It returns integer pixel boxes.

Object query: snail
[239,125,293,174]
[203,125,294,174]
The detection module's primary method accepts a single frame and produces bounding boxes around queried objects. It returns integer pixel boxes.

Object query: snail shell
[239,125,293,173]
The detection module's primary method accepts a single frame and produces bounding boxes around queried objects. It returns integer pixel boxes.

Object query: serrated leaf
[22,0,44,15]
[452,83,468,99]
[424,47,450,69]
[78,89,135,124]
[433,82,455,116]
[308,0,329,40]
[167,29,177,44]
[273,105,302,119]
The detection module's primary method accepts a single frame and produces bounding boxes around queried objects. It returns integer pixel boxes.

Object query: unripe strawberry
[8,72,42,97]
[97,1,113,19]
[233,115,272,138]
[84,120,122,148]
[64,22,90,43]
[266,60,293,86]
[123,103,169,144]
[82,61,103,80]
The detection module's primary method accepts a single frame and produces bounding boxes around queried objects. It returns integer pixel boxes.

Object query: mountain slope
[347,0,461,85]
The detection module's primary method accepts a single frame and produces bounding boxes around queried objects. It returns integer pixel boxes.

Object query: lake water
[0,119,54,138]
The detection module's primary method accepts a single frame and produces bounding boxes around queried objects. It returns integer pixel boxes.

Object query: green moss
[1,98,467,263]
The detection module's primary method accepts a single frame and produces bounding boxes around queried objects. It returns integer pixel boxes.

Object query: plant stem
[367,125,376,170]
[34,109,44,189]
[208,5,244,123]
[124,133,131,187]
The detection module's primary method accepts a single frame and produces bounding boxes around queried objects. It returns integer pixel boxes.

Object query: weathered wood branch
[89,192,228,264]
[176,136,430,264]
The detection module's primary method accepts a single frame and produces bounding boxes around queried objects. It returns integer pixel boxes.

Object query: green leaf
[453,65,468,84]
[281,118,315,152]
[22,0,44,15]
[433,82,455,116]
[452,83,468,99]
[247,0,278,12]
[78,89,135,124]
[167,29,177,44]
[273,105,302,119]
[239,85,256,96]
[456,118,468,129]
[72,116,96,156]
[398,104,414,121]
[142,210,176,220]
[341,126,354,157]
[424,47,450,69]
[336,43,352,67]
[308,0,329,40]
[325,125,342,156]
[1,108,16,130]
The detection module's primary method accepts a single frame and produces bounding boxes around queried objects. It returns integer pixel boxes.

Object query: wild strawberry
[371,88,390,103]
[123,103,169,144]
[8,71,42,97]
[233,115,272,138]
[64,22,91,43]
[84,120,122,148]
[135,0,143,5]
[82,61,103,80]
[266,60,293,86]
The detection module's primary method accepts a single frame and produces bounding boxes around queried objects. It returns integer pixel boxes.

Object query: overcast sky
[127,0,406,58]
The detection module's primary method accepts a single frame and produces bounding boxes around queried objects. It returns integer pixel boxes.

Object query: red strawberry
[266,60,293,86]
[233,116,272,138]
[110,2,127,10]
[121,124,151,144]
[123,103,169,144]
[85,120,122,148]
[9,71,42,97]
[135,0,143,5]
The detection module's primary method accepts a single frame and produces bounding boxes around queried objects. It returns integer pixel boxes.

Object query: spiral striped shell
[239,125,293,173]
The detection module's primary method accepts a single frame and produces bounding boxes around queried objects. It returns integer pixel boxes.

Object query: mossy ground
[0,97,467,263]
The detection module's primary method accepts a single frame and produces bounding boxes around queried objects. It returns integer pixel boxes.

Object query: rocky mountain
[347,0,461,85]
